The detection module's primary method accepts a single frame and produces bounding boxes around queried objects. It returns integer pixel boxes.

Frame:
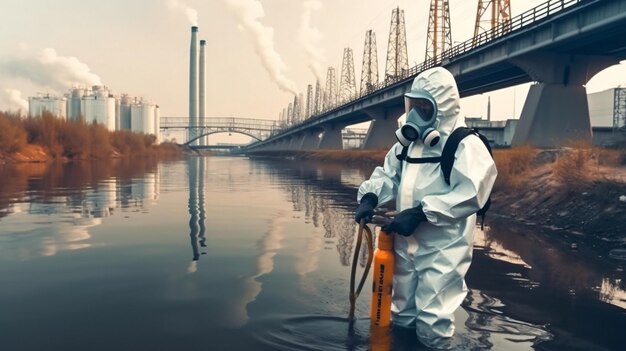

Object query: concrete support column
[287,136,299,150]
[318,124,344,149]
[511,53,617,148]
[299,130,321,150]
[362,106,403,149]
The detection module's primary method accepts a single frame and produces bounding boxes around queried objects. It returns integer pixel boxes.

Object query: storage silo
[142,102,155,136]
[119,94,132,130]
[81,86,116,130]
[29,94,67,119]
[130,102,144,134]
[66,88,83,121]
[130,100,155,135]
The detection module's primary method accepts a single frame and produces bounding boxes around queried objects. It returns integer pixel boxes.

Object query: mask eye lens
[405,96,435,121]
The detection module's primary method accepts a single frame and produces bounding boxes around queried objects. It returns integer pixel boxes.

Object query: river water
[0,156,624,351]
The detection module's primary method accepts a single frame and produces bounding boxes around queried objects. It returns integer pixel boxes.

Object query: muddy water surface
[0,156,624,350]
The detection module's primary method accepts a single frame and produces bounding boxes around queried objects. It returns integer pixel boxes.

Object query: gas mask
[395,90,441,148]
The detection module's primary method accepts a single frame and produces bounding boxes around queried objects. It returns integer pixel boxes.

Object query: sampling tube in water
[370,229,394,327]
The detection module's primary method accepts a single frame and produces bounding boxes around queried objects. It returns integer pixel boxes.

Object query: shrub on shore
[0,111,180,161]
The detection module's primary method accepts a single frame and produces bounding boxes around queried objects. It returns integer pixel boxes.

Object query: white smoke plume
[1,88,28,113]
[0,47,102,93]
[167,0,199,26]
[223,0,298,95]
[298,0,325,81]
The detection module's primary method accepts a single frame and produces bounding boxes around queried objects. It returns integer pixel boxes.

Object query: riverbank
[0,111,181,163]
[248,146,626,262]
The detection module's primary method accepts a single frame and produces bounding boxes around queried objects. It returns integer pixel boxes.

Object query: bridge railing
[161,117,279,131]
[276,0,584,135]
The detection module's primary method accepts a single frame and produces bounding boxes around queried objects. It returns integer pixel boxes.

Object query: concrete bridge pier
[299,130,321,150]
[511,53,618,148]
[362,106,403,149]
[318,123,345,149]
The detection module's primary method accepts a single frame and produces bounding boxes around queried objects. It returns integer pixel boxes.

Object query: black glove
[354,193,378,223]
[381,205,427,236]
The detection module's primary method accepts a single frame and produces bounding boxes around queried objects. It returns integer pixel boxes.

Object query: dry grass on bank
[0,111,181,161]
[493,142,626,192]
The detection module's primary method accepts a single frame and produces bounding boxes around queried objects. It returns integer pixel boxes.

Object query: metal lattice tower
[306,84,314,119]
[360,30,379,95]
[339,47,357,103]
[614,88,626,130]
[314,80,322,115]
[385,7,409,80]
[324,66,338,109]
[298,93,304,121]
[287,102,293,125]
[474,0,511,39]
[426,0,452,62]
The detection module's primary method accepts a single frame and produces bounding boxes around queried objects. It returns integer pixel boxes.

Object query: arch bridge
[160,117,280,146]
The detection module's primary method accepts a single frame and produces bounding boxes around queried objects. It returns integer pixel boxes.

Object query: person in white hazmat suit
[354,67,497,349]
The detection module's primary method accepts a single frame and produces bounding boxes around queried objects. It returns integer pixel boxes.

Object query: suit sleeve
[421,135,497,225]
[357,143,404,206]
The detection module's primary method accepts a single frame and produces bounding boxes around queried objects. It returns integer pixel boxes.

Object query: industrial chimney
[199,39,206,146]
[189,26,199,145]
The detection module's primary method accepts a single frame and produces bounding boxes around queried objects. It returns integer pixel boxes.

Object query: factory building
[588,87,626,129]
[28,94,67,119]
[28,86,160,141]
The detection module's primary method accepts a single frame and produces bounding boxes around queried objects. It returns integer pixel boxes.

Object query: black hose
[348,219,374,320]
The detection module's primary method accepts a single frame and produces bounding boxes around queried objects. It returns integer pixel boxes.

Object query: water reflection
[250,158,626,350]
[0,159,162,260]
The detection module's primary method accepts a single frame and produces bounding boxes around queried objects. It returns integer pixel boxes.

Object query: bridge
[238,0,626,152]
[160,117,279,146]
[160,117,368,149]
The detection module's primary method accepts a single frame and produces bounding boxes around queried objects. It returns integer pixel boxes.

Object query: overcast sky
[1,0,625,127]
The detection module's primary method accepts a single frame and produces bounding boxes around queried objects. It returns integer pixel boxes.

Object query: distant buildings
[28,86,160,140]
[466,87,626,147]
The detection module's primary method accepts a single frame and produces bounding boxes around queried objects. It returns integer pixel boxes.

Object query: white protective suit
[357,67,497,349]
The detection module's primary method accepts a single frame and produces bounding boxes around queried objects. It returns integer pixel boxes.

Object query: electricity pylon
[339,48,357,103]
[360,29,379,95]
[474,0,512,39]
[306,84,313,118]
[314,80,322,115]
[385,7,408,80]
[426,0,452,62]
[324,67,338,109]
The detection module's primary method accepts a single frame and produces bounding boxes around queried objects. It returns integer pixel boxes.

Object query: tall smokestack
[199,39,206,146]
[189,26,199,145]
[487,96,491,122]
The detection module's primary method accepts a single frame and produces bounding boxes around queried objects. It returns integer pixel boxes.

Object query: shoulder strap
[440,127,474,185]
[395,145,408,162]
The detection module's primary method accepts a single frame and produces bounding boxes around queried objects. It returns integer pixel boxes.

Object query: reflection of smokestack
[199,39,206,146]
[189,26,198,145]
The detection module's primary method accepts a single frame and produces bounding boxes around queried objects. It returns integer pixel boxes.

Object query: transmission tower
[360,30,379,95]
[306,84,314,119]
[385,7,409,80]
[292,94,299,123]
[314,80,322,114]
[324,67,338,109]
[298,93,304,121]
[474,0,511,39]
[339,47,357,103]
[426,0,452,62]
